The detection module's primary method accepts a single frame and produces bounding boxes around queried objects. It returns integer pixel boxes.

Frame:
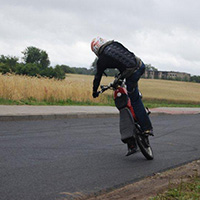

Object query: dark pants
[126,63,153,131]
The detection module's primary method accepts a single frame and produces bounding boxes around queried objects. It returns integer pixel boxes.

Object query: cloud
[0,0,200,75]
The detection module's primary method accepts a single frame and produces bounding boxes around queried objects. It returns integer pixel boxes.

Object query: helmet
[91,37,107,55]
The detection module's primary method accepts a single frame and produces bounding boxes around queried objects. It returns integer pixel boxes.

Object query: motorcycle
[97,76,154,160]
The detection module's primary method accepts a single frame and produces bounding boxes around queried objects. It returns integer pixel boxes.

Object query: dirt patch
[62,160,200,200]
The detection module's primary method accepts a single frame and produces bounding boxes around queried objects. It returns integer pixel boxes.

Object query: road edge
[1,112,200,121]
[62,159,200,200]
[0,113,120,121]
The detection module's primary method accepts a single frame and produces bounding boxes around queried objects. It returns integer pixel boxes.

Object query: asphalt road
[1,114,200,200]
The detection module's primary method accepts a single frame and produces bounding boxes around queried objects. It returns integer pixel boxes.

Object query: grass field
[151,176,200,200]
[0,73,200,107]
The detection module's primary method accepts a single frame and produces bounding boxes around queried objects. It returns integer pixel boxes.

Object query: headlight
[117,92,122,97]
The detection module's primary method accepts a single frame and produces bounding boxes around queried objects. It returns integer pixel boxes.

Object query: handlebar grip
[98,86,109,95]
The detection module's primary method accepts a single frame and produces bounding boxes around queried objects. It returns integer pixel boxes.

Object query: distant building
[142,70,191,81]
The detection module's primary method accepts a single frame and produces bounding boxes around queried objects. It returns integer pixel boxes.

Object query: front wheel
[136,135,154,160]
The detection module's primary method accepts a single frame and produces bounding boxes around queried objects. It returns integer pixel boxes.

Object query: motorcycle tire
[136,134,154,160]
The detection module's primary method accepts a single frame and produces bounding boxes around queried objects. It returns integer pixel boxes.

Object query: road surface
[0,114,200,199]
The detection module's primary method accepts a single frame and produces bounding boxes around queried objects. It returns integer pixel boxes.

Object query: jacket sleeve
[93,72,103,92]
[92,58,106,92]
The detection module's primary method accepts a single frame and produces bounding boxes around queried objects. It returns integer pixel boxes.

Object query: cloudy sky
[1,0,200,75]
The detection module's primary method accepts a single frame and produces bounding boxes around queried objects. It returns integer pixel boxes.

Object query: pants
[125,63,153,131]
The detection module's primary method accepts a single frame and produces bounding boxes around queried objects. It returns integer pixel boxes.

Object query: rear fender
[120,108,136,143]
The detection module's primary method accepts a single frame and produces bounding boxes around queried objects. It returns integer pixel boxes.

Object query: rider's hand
[92,91,99,98]
[112,78,120,88]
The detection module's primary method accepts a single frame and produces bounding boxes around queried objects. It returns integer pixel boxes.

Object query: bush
[0,63,10,74]
[0,50,66,80]
[15,63,40,76]
[53,65,66,80]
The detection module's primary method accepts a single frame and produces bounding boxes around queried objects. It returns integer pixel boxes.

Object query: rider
[91,37,153,156]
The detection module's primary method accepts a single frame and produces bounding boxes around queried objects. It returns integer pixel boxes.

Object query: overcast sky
[1,0,200,75]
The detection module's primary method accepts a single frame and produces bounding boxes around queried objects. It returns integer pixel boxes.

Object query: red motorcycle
[98,76,154,160]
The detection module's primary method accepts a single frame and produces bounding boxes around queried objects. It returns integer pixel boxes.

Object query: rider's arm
[92,71,103,98]
[93,72,103,92]
[92,57,107,93]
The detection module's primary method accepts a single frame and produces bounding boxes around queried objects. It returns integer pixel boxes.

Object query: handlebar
[97,76,124,95]
[98,84,112,95]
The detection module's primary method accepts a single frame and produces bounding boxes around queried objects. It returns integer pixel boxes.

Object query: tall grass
[0,74,112,104]
[140,79,200,104]
[0,73,200,106]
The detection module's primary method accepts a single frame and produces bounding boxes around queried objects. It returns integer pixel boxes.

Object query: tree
[15,63,40,76]
[145,64,158,71]
[0,55,18,74]
[59,65,76,74]
[22,46,50,69]
[53,65,66,79]
[0,63,10,74]
[191,75,200,83]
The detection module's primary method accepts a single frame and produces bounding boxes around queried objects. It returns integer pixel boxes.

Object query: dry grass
[140,79,200,104]
[0,73,112,104]
[0,73,200,105]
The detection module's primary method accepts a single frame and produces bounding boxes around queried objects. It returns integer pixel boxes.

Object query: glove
[92,91,99,98]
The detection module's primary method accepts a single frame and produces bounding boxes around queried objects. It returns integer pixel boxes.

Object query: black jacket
[93,41,139,92]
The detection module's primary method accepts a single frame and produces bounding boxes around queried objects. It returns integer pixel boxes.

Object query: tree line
[0,48,119,79]
[0,47,66,79]
[1,46,200,83]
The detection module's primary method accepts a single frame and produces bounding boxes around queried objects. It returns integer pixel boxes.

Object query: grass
[143,99,200,108]
[0,97,113,106]
[140,79,200,103]
[150,176,200,200]
[1,97,200,109]
[0,73,200,107]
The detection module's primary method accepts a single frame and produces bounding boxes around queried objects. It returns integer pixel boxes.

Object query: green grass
[150,176,200,200]
[0,97,200,108]
[143,98,200,108]
[0,98,113,106]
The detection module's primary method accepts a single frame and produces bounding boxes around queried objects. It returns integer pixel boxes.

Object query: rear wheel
[136,134,154,160]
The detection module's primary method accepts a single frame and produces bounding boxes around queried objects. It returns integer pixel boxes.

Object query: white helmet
[91,37,107,56]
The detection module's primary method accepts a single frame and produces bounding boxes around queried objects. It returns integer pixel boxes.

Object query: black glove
[92,91,99,98]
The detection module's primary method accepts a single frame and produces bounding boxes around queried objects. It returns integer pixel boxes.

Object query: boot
[126,137,138,156]
[143,129,154,136]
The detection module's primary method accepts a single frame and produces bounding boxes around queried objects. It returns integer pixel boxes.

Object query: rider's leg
[126,63,153,132]
[128,86,153,132]
[126,137,138,156]
[124,63,153,156]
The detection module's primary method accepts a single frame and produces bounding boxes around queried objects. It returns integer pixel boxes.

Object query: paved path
[0,105,200,121]
[1,115,200,200]
[0,105,118,121]
[151,107,200,115]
